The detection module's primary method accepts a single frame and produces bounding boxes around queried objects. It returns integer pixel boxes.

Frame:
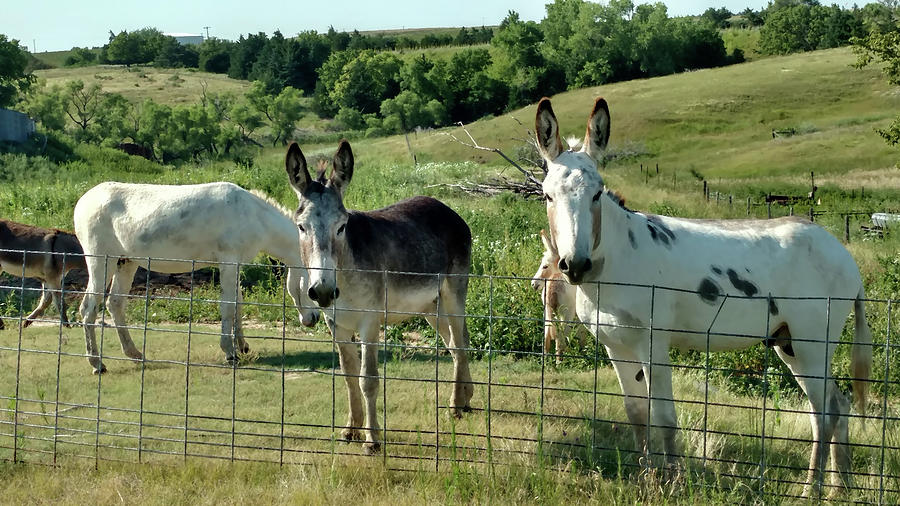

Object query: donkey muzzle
[558,256,592,285]
[308,284,340,308]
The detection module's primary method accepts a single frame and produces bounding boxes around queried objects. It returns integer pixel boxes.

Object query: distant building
[0,108,35,144]
[163,33,204,45]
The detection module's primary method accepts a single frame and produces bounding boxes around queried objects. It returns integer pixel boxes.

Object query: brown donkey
[531,229,584,364]
[0,220,86,329]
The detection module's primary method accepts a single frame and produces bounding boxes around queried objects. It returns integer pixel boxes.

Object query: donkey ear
[540,229,555,254]
[285,142,311,195]
[535,97,563,161]
[583,97,610,162]
[329,139,354,196]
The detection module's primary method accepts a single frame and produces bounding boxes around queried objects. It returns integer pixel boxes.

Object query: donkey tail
[851,286,873,415]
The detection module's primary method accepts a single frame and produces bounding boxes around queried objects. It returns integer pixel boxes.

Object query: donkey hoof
[92,364,107,375]
[363,441,381,455]
[22,319,33,328]
[341,428,362,442]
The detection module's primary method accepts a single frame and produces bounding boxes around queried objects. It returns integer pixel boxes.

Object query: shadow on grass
[254,348,456,371]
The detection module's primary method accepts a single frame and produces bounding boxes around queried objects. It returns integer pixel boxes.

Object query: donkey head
[537,97,610,285]
[286,140,354,308]
[531,229,561,292]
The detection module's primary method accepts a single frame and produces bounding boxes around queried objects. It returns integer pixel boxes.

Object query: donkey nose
[309,283,339,308]
[559,256,592,284]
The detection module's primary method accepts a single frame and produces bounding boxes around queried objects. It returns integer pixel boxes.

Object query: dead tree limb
[441,122,543,188]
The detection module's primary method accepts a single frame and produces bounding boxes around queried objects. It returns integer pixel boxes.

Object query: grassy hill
[33,66,250,105]
[351,47,897,188]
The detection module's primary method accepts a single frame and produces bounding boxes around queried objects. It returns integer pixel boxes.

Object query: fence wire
[0,249,898,503]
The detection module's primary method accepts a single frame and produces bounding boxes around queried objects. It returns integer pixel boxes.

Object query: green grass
[33,66,251,106]
[1,324,896,503]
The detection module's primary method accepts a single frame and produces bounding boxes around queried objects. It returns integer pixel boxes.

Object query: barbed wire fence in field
[0,251,897,503]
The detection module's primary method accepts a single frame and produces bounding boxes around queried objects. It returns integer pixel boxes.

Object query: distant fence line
[0,250,898,502]
[637,163,896,243]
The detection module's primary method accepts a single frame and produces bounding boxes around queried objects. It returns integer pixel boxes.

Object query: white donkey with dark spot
[285,140,473,454]
[74,182,320,374]
[0,220,86,329]
[537,97,872,497]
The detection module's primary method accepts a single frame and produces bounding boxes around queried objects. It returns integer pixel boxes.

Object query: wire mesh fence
[0,250,898,503]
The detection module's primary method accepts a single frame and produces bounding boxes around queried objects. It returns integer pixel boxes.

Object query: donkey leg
[358,320,382,454]
[80,257,115,374]
[233,287,249,354]
[436,283,473,414]
[646,342,680,465]
[606,344,650,456]
[543,302,554,356]
[107,261,142,360]
[779,345,837,499]
[24,283,53,327]
[828,387,853,495]
[333,324,364,443]
[218,264,240,363]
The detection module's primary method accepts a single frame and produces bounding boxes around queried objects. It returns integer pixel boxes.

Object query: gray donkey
[0,220,86,329]
[286,140,474,454]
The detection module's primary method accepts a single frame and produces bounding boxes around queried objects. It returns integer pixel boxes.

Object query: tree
[246,81,304,145]
[21,82,67,131]
[380,90,445,133]
[228,32,268,80]
[198,38,233,73]
[0,34,33,107]
[155,37,199,68]
[493,10,565,107]
[65,80,103,132]
[853,30,900,146]
[64,47,97,67]
[328,50,402,114]
[106,28,165,65]
[268,86,304,146]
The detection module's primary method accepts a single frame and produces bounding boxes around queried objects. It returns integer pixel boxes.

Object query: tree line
[4,0,900,163]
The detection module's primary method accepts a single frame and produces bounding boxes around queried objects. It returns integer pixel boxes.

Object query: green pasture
[3,46,900,502]
[1,323,897,503]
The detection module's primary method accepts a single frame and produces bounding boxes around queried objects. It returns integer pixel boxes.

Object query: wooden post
[844,215,850,243]
[715,192,719,205]
[656,163,659,175]
[747,196,751,216]
[808,206,814,222]
[767,201,772,219]
[789,206,794,216]
[673,170,676,188]
[703,181,708,201]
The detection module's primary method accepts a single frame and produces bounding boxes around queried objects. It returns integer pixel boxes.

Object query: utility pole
[203,26,210,39]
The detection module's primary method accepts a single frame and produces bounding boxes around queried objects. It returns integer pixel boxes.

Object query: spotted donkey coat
[285,140,474,454]
[0,220,86,329]
[536,97,872,497]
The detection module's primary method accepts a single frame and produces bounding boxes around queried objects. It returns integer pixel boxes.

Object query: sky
[3,0,855,53]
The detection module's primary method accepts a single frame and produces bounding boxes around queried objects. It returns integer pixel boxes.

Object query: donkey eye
[337,224,346,235]
[298,224,305,232]
[592,190,602,202]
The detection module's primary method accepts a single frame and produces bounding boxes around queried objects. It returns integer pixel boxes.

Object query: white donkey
[531,229,585,364]
[285,140,473,454]
[536,97,872,496]
[74,182,320,374]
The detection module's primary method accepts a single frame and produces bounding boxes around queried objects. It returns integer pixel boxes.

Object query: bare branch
[441,122,543,188]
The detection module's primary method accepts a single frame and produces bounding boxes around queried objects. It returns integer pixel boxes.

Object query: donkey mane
[249,189,292,219]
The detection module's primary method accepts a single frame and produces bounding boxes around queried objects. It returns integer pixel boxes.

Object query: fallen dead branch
[440,120,544,194]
